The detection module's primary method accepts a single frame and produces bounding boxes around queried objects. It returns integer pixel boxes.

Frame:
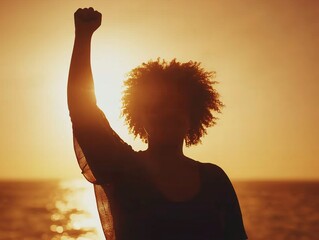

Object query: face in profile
[140,83,190,144]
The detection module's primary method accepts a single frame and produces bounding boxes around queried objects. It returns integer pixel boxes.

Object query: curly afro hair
[121,59,224,147]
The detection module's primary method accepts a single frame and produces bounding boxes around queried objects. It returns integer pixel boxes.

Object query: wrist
[74,31,93,41]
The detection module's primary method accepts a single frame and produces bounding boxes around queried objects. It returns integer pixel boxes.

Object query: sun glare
[90,45,147,151]
[91,45,129,129]
[52,179,105,239]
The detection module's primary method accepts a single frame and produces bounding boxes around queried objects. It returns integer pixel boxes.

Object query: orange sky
[1,0,318,180]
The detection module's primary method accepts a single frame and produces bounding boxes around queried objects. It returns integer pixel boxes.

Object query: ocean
[0,179,318,240]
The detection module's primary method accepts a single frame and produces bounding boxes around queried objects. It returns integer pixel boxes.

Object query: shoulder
[199,162,229,181]
[199,162,236,196]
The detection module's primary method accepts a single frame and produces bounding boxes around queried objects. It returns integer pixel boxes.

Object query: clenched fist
[74,7,102,37]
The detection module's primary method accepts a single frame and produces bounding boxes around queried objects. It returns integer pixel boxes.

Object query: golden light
[91,44,129,131]
[50,179,105,239]
[90,42,148,151]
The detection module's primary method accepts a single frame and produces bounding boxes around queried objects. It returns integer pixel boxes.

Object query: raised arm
[67,8,136,184]
[67,8,101,120]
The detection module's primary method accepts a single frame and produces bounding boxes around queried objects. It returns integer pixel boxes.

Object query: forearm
[67,34,97,113]
[68,6,102,115]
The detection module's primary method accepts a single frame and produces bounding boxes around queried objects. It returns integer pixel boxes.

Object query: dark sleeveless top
[70,107,248,240]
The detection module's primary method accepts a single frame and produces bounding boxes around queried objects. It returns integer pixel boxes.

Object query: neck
[147,139,184,161]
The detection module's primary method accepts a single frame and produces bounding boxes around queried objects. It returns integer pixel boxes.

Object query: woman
[68,7,247,240]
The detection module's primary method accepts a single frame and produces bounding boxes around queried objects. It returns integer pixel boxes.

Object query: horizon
[1,175,318,182]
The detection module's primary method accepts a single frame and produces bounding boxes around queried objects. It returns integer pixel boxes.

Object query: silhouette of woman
[68,7,247,240]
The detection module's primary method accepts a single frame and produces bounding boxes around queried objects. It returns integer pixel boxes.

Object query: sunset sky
[1,0,318,180]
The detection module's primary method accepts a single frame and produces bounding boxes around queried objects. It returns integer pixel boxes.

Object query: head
[121,59,224,147]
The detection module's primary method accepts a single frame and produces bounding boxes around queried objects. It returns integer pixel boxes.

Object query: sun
[89,43,148,151]
[90,44,128,124]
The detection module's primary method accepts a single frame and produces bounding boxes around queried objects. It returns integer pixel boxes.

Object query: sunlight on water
[1,180,318,239]
[50,179,104,240]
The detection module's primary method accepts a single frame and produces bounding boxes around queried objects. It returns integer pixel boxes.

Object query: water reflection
[50,179,104,240]
[1,180,317,239]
